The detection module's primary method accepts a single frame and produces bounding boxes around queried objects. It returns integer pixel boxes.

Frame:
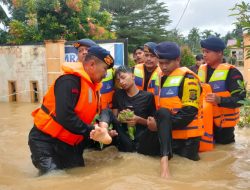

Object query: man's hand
[90,125,112,144]
[108,129,118,137]
[147,116,157,131]
[206,93,221,104]
[125,115,138,125]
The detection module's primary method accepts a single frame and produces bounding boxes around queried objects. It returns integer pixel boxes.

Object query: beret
[73,39,97,48]
[154,41,180,60]
[88,46,114,69]
[144,42,157,55]
[200,36,226,51]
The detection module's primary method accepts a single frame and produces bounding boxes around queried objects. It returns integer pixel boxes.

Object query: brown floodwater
[0,102,250,190]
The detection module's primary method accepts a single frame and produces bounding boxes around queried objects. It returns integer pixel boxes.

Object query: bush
[180,45,195,67]
[238,91,250,128]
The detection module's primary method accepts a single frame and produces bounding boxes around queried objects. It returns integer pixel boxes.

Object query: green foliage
[128,55,136,68]
[7,19,42,44]
[230,1,250,34]
[180,46,195,67]
[101,0,171,52]
[230,1,250,59]
[0,0,114,44]
[166,29,186,47]
[238,91,250,128]
[186,27,201,55]
[0,29,7,44]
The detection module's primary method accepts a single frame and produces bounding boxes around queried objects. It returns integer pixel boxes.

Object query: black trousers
[155,108,200,161]
[100,108,200,160]
[28,126,86,175]
[113,123,161,156]
[214,126,235,144]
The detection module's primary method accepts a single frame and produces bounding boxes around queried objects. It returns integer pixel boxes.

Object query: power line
[174,0,191,30]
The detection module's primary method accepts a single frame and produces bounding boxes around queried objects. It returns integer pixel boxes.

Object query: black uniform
[28,74,95,175]
[100,89,162,156]
[155,73,201,161]
[206,65,246,144]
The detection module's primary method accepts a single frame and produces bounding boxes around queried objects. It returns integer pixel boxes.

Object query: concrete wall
[0,45,47,102]
[243,34,250,90]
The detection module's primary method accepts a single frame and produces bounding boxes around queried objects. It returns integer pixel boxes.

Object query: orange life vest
[100,68,115,109]
[198,64,240,128]
[157,67,204,139]
[199,83,214,152]
[32,62,101,146]
[134,64,161,94]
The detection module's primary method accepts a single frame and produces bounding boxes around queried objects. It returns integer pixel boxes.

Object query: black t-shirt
[112,89,156,136]
[112,89,156,118]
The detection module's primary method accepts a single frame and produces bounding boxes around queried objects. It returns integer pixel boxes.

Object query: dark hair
[115,66,133,79]
[133,46,144,54]
[84,54,101,64]
[195,54,203,61]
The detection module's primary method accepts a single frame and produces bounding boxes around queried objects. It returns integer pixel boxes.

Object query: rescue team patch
[182,77,200,109]
[189,89,197,100]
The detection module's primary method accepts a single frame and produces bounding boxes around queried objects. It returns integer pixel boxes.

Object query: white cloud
[160,0,239,36]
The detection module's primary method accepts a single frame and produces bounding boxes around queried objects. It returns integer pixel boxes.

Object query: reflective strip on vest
[101,69,114,94]
[33,62,100,145]
[134,64,160,94]
[198,64,239,128]
[134,66,144,87]
[100,69,114,109]
[159,67,204,139]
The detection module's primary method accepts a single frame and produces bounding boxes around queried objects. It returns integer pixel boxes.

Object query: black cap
[88,46,114,69]
[73,38,97,49]
[200,36,226,52]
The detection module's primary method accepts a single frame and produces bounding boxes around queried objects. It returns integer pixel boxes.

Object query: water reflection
[0,102,249,190]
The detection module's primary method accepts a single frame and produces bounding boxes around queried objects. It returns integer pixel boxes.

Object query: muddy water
[0,102,250,190]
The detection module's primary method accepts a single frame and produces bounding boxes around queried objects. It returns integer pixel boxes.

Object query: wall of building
[0,45,47,102]
[243,33,250,90]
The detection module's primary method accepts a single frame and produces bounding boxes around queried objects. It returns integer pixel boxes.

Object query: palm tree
[0,0,11,26]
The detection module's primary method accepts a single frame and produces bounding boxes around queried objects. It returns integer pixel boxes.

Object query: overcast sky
[161,0,240,37]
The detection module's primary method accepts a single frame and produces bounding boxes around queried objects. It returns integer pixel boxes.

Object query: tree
[0,0,115,44]
[201,29,214,39]
[230,1,250,34]
[180,45,195,67]
[186,27,201,55]
[165,29,186,47]
[230,1,250,59]
[101,0,171,51]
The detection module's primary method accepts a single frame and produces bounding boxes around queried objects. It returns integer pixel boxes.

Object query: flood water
[0,102,250,190]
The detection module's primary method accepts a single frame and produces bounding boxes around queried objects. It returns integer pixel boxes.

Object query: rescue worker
[73,38,114,110]
[28,46,114,175]
[73,38,97,62]
[134,42,161,96]
[189,54,204,74]
[133,46,145,65]
[198,36,246,144]
[147,42,203,178]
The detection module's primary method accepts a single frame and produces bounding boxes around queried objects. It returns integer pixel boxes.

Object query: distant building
[227,39,243,65]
